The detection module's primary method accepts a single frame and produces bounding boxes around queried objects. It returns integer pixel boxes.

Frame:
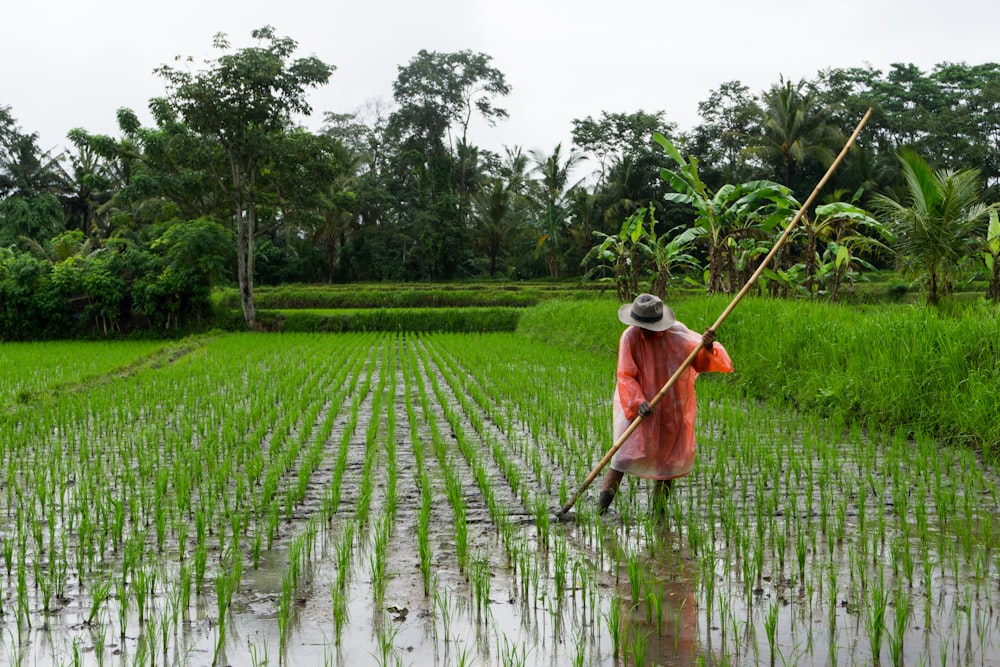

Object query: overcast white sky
[4,0,999,169]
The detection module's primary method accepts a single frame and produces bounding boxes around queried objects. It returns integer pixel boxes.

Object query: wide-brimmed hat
[617,293,676,331]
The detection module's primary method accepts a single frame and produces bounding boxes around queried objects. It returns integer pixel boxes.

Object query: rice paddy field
[2,316,1000,666]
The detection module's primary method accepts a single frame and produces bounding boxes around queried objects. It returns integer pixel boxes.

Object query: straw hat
[617,293,676,331]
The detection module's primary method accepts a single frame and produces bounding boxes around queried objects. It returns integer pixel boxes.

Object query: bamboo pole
[555,107,873,520]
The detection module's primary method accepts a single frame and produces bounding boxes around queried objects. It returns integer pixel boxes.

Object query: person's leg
[597,468,625,515]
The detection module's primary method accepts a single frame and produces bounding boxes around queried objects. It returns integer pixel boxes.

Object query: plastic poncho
[610,322,733,480]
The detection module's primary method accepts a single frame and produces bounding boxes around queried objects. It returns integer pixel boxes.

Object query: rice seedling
[864,573,888,663]
[498,634,529,667]
[471,554,492,619]
[764,600,779,665]
[887,583,911,667]
[434,585,454,643]
[630,625,651,666]
[604,594,625,660]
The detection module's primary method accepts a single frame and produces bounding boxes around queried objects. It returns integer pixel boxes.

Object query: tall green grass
[518,296,1000,450]
[211,282,603,310]
[216,307,523,333]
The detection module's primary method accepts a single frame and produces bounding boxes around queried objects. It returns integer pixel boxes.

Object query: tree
[582,204,703,301]
[309,130,362,282]
[528,144,586,279]
[872,150,994,305]
[384,49,510,279]
[155,26,334,328]
[581,206,646,301]
[744,78,844,192]
[0,109,67,247]
[688,81,761,186]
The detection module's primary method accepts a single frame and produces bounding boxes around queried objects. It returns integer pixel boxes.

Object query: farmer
[597,293,733,516]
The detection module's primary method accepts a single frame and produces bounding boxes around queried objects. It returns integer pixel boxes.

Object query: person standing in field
[597,293,733,517]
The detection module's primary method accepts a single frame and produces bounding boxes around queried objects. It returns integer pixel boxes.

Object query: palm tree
[744,78,844,190]
[472,176,519,278]
[312,140,362,283]
[872,150,994,305]
[528,143,586,279]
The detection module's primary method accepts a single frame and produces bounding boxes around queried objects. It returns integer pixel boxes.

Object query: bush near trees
[3,36,1000,339]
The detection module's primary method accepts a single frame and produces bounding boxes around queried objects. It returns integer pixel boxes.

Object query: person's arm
[694,327,733,373]
[616,329,648,420]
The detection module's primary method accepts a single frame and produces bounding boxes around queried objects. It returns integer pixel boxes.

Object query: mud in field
[5,333,1000,667]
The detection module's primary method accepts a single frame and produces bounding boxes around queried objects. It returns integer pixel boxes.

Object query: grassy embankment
[212,282,603,332]
[518,296,1000,452]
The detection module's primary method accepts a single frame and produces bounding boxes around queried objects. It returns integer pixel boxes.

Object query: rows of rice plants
[0,334,379,665]
[3,328,998,666]
[0,339,168,405]
[423,331,1000,666]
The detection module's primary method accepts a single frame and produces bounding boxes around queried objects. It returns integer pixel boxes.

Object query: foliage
[801,200,892,300]
[873,150,995,304]
[529,144,587,280]
[155,26,335,328]
[216,306,522,333]
[982,209,1000,301]
[8,54,1000,317]
[581,204,702,301]
[744,77,845,191]
[211,284,545,309]
[655,134,798,294]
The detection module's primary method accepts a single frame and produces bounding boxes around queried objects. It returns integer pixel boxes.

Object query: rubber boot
[597,489,615,515]
[597,469,625,515]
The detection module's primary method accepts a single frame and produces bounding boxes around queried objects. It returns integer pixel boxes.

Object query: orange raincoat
[610,322,733,480]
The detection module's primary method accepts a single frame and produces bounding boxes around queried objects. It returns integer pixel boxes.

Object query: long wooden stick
[555,108,872,519]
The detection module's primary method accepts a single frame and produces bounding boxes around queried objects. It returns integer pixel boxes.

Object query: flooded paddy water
[1,332,998,666]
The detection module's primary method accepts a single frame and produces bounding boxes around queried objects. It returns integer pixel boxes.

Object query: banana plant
[982,209,1000,302]
[806,201,893,299]
[641,204,705,299]
[654,133,798,294]
[581,206,647,301]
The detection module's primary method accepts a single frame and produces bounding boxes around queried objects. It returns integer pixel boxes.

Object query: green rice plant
[702,554,717,627]
[249,638,270,667]
[864,573,888,663]
[647,584,664,637]
[604,595,625,660]
[372,619,401,667]
[887,584,911,667]
[795,527,807,587]
[277,571,293,656]
[498,635,529,667]
[417,483,433,596]
[764,600,779,665]
[471,555,492,620]
[114,575,128,639]
[453,506,470,575]
[630,626,650,666]
[132,563,155,626]
[86,576,112,626]
[329,583,349,646]
[434,585,454,643]
[626,551,643,608]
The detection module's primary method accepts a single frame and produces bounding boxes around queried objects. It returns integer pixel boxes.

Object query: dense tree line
[2,27,999,336]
